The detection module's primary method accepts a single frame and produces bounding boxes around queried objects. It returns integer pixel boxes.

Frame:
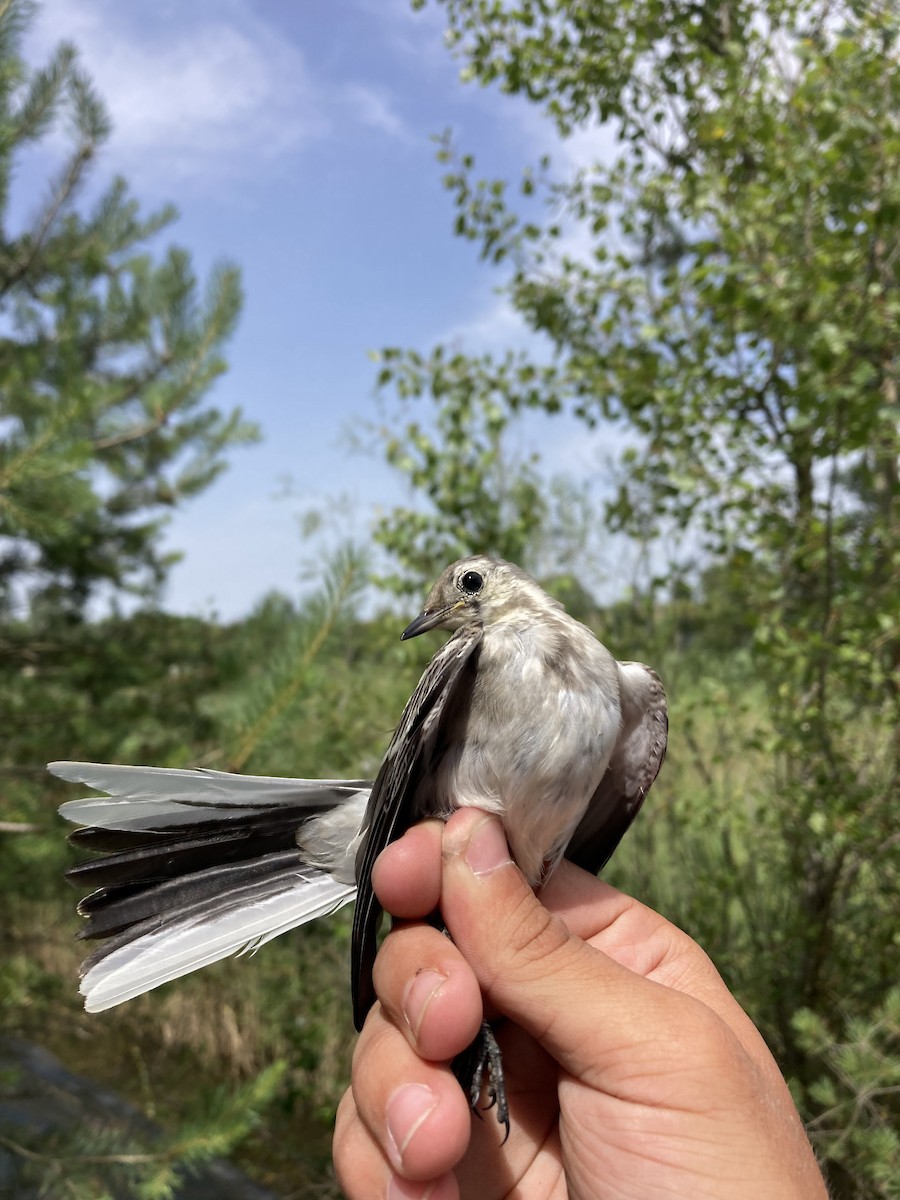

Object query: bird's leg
[428,915,510,1138]
[451,1020,510,1141]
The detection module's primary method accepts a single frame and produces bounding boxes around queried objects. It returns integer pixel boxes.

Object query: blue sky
[24,0,626,618]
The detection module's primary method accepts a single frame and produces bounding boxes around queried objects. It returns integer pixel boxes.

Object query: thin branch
[92,411,168,452]
[0,143,93,300]
[0,1132,162,1167]
[91,346,175,420]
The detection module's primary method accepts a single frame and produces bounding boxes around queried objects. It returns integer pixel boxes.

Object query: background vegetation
[0,0,897,1197]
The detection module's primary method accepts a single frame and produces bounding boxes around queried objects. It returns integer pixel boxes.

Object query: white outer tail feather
[81,870,357,1012]
[50,761,371,830]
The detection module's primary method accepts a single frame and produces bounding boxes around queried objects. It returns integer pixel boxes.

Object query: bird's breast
[435,621,622,884]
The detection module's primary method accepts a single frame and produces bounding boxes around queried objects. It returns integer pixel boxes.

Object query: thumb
[439,808,682,1084]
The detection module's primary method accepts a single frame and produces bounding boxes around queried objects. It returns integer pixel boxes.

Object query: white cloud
[25,0,417,192]
[440,289,537,355]
[342,83,413,144]
[27,0,321,188]
[354,0,457,73]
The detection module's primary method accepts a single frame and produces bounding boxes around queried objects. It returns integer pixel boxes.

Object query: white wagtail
[53,555,667,1130]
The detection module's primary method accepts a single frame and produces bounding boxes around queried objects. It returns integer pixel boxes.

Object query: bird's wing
[565,662,668,876]
[351,623,483,1029]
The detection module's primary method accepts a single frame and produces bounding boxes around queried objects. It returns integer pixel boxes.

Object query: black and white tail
[50,762,371,1012]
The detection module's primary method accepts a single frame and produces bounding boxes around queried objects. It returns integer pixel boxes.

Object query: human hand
[334,809,827,1199]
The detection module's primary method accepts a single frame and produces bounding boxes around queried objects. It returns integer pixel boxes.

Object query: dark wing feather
[351,624,482,1029]
[566,663,668,876]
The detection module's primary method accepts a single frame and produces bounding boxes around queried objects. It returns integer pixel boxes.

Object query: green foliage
[0,609,232,775]
[370,346,624,594]
[0,1058,286,1200]
[0,0,256,617]
[140,1063,286,1199]
[214,543,373,773]
[370,345,548,591]
[795,990,900,1199]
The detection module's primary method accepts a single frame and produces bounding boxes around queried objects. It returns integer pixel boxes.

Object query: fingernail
[385,1083,437,1170]
[403,968,447,1037]
[464,816,513,877]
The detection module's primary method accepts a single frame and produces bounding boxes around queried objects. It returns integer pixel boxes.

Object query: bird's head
[401,555,556,640]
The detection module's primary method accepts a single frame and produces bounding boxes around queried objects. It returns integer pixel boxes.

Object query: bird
[52,555,667,1130]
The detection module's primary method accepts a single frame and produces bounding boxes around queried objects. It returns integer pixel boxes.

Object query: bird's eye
[459,570,483,594]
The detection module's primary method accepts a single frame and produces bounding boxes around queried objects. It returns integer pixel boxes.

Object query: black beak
[400,601,465,641]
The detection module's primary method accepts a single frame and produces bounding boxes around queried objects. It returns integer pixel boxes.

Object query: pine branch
[228,545,369,772]
[0,57,111,294]
[0,396,84,494]
[8,41,76,145]
[0,142,93,297]
[92,411,170,452]
[0,1132,161,1167]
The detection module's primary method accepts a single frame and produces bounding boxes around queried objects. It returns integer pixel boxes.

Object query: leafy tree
[0,0,255,618]
[369,348,547,590]
[370,347,622,594]
[376,2,899,1194]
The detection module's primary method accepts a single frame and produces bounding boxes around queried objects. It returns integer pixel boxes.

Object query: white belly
[435,623,621,884]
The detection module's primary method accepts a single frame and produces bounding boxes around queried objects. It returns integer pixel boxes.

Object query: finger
[334,1089,459,1200]
[346,1002,471,1182]
[372,922,483,1062]
[374,821,444,919]
[381,817,777,1086]
[440,809,711,1089]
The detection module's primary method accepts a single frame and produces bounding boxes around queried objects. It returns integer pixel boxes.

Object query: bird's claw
[453,1019,510,1142]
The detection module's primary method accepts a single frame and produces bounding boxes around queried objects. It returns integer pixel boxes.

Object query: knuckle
[667,993,744,1070]
[497,890,573,984]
